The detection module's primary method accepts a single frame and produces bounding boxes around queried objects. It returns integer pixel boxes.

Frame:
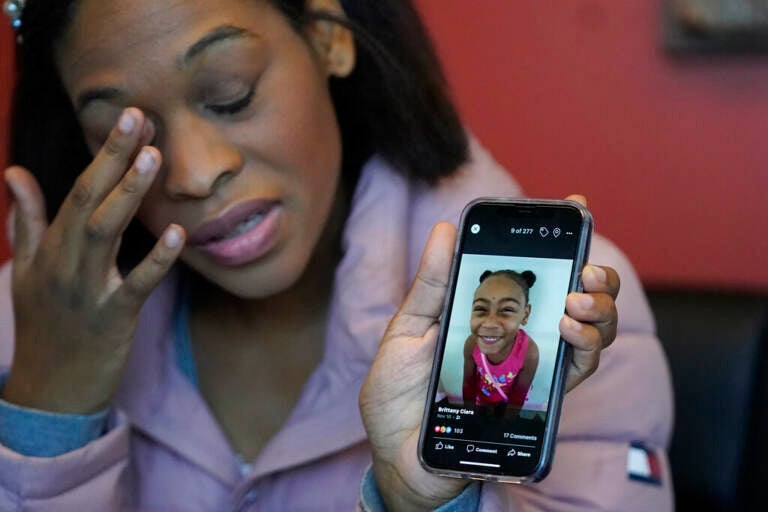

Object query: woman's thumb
[4,166,48,263]
[387,222,456,339]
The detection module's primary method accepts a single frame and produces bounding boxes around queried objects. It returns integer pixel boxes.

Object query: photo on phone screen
[419,199,592,482]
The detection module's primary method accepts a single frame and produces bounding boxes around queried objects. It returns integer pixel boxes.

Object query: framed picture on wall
[664,0,768,53]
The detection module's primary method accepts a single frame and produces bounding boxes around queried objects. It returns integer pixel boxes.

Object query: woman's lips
[189,199,283,267]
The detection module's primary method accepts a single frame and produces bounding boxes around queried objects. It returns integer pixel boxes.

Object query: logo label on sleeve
[627,442,662,486]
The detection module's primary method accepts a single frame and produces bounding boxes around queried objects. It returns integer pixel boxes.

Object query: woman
[0,0,672,510]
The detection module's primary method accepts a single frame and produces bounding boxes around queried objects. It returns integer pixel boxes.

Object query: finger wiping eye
[164,226,184,249]
[135,149,156,175]
[117,110,136,135]
[114,224,185,310]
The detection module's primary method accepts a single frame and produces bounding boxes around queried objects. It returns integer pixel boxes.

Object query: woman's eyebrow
[180,25,256,68]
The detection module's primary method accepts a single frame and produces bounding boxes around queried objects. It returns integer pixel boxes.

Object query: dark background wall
[2,1,767,291]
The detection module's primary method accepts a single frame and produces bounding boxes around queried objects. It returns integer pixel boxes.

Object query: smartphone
[418,198,593,483]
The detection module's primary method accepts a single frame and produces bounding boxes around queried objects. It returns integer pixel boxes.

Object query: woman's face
[56,0,352,298]
[470,275,530,358]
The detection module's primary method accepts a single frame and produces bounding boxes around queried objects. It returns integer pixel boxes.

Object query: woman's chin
[184,257,304,300]
[180,238,315,299]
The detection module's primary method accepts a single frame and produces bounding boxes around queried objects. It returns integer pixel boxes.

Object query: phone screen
[420,200,591,480]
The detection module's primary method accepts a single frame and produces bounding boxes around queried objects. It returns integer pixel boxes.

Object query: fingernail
[141,118,156,143]
[118,110,135,135]
[3,170,19,199]
[164,226,182,248]
[564,315,582,331]
[3,169,14,190]
[586,265,606,283]
[577,293,594,309]
[136,149,155,174]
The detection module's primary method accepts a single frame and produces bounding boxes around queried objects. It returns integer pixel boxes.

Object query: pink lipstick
[189,199,282,267]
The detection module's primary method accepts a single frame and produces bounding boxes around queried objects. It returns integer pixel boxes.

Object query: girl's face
[470,275,530,358]
[56,0,353,298]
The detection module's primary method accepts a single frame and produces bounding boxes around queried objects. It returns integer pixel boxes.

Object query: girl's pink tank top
[471,328,530,404]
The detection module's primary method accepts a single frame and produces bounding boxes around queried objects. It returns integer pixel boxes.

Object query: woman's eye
[207,86,255,115]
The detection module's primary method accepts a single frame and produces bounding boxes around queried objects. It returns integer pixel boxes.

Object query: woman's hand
[360,222,463,512]
[2,108,185,414]
[359,196,620,511]
[559,194,620,392]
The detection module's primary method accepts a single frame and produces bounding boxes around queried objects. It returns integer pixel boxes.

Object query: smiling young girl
[0,1,672,511]
[463,270,539,412]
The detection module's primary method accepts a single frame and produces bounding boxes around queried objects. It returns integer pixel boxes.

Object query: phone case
[417,198,593,484]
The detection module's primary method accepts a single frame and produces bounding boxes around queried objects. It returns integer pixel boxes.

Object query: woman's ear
[305,0,356,78]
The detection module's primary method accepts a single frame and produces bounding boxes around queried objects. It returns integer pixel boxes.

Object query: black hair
[478,270,537,304]
[9,0,468,265]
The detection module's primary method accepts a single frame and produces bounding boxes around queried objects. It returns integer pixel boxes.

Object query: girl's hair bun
[476,269,537,303]
[521,270,536,288]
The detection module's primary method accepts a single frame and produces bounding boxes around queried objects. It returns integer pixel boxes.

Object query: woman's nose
[160,113,244,199]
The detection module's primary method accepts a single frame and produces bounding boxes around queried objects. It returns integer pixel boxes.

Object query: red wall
[414,0,768,292]
[2,2,767,291]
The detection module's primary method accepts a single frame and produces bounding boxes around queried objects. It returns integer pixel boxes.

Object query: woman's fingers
[582,264,620,299]
[112,225,185,311]
[386,222,456,340]
[560,264,620,390]
[4,166,48,265]
[55,108,147,229]
[565,194,587,207]
[565,291,618,347]
[564,266,619,346]
[83,147,161,273]
[138,116,156,149]
[560,315,602,391]
[36,108,152,282]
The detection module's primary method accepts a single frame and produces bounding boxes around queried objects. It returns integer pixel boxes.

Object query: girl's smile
[477,335,502,345]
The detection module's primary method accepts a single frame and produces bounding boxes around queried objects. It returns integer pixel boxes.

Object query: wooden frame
[664,0,768,53]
